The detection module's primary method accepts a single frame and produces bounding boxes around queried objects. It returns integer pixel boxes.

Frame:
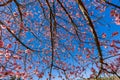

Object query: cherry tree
[0,0,120,80]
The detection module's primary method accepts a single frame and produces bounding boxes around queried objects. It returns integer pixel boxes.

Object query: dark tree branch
[102,67,120,79]
[53,65,70,80]
[13,0,23,22]
[76,0,104,78]
[0,21,38,52]
[46,0,55,80]
[104,0,120,9]
[103,53,120,60]
[57,0,82,43]
[38,0,47,19]
[0,0,12,6]
[13,0,23,39]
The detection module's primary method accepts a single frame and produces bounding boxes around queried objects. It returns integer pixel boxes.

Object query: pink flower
[110,41,115,47]
[0,0,3,2]
[76,13,81,17]
[114,13,120,25]
[5,52,11,60]
[110,64,117,71]
[0,50,4,55]
[86,54,90,58]
[0,25,6,29]
[16,65,22,70]
[23,12,30,17]
[110,10,116,16]
[102,33,106,38]
[37,72,44,78]
[7,44,12,48]
[115,19,120,25]
[0,40,4,48]
[70,71,74,75]
[13,55,20,59]
[91,67,95,72]
[13,12,18,17]
[6,20,11,25]
[25,49,31,54]
[112,32,119,37]
[20,22,24,29]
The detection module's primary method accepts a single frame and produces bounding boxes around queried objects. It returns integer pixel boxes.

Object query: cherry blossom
[0,40,4,48]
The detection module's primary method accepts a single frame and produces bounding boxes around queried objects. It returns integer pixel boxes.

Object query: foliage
[0,0,120,80]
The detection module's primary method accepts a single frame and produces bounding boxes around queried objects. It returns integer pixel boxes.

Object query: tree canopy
[0,0,120,80]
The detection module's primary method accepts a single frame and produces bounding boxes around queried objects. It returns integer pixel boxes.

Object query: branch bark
[57,0,81,42]
[0,21,37,52]
[46,0,55,80]
[0,0,12,6]
[104,0,120,9]
[76,0,104,78]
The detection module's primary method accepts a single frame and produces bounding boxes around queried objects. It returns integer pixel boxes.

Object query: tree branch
[0,0,12,6]
[76,0,104,78]
[13,0,23,22]
[0,21,35,51]
[104,0,120,9]
[46,0,55,80]
[57,0,82,42]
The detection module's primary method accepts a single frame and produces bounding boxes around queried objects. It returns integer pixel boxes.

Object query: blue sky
[0,0,120,80]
